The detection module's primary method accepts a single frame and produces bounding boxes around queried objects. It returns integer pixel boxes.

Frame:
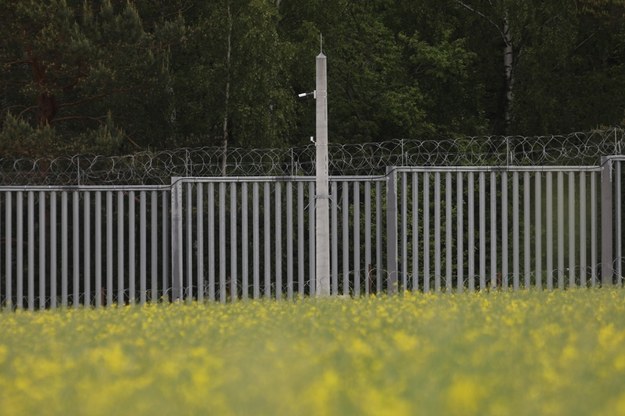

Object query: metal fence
[1,155,624,309]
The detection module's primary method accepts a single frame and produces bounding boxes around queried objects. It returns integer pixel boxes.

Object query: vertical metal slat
[342,182,349,295]
[84,192,91,306]
[274,183,281,300]
[446,172,453,291]
[354,182,361,296]
[523,172,531,289]
[95,192,102,307]
[129,191,136,304]
[434,172,441,292]
[424,172,431,292]
[467,172,474,291]
[546,172,554,290]
[569,172,576,287]
[231,182,238,301]
[331,181,338,295]
[457,172,463,292]
[512,172,519,290]
[264,182,271,298]
[253,183,260,299]
[28,191,34,310]
[364,182,371,295]
[479,172,486,290]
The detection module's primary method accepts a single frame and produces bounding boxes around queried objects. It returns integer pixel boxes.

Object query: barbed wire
[0,128,623,185]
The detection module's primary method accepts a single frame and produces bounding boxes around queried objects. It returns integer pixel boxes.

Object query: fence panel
[0,186,170,309]
[392,166,602,292]
[170,176,388,302]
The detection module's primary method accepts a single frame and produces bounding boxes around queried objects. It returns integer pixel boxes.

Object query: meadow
[1,289,625,415]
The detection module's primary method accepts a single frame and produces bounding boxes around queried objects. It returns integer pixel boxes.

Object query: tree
[0,0,179,156]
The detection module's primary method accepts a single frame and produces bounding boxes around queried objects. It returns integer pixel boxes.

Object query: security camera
[310,136,315,143]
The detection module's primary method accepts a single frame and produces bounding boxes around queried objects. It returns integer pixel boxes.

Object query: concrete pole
[315,52,331,296]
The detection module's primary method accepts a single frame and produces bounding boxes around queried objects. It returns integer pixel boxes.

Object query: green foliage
[1,0,625,158]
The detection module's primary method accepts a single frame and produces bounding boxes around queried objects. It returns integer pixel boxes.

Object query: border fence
[1,129,624,309]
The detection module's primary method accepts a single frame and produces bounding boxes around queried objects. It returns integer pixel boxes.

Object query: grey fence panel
[393,166,602,292]
[169,176,386,302]
[0,185,170,309]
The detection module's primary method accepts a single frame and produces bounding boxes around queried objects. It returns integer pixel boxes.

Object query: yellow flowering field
[1,289,625,415]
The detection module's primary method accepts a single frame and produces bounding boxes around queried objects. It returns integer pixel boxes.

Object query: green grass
[1,289,625,415]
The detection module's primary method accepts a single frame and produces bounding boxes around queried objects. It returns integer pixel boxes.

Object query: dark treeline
[1,0,624,158]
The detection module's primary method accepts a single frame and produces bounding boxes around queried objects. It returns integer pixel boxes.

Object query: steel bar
[264,182,271,298]
[424,172,430,292]
[253,183,260,299]
[446,172,453,291]
[376,182,382,292]
[546,172,553,290]
[275,182,282,300]
[591,172,598,287]
[535,172,542,289]
[286,182,293,299]
[434,172,441,291]
[129,191,136,304]
[501,172,508,289]
[354,182,361,296]
[106,191,113,306]
[569,172,576,287]
[95,192,101,307]
[512,172,519,291]
[580,173,587,287]
[209,183,216,301]
[457,172,463,292]
[331,182,338,295]
[309,182,316,295]
[61,191,67,307]
[364,182,371,296]
[298,182,304,296]
[84,192,91,306]
[402,174,408,291]
[524,172,530,288]
[140,191,147,304]
[413,173,419,291]
[231,182,238,301]
[558,172,565,289]
[490,172,497,289]
[28,191,34,310]
[220,182,227,302]
[342,182,349,295]
[196,184,204,302]
[479,172,486,290]
[16,191,23,309]
[117,191,124,304]
[6,193,12,308]
[468,172,474,291]
[242,183,249,300]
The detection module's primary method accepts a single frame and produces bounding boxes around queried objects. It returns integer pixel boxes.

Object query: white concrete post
[315,52,331,296]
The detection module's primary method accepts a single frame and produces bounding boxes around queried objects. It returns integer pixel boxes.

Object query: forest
[1,0,624,158]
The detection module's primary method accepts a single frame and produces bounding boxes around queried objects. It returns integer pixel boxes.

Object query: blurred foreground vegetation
[1,289,625,415]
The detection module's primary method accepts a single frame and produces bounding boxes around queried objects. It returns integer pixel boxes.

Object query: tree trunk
[502,11,514,135]
[221,1,232,176]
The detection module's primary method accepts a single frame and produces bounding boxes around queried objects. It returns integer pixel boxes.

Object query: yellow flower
[446,376,485,416]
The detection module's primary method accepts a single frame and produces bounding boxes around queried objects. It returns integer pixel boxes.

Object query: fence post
[386,167,398,293]
[601,156,614,286]
[315,51,331,297]
[171,177,184,300]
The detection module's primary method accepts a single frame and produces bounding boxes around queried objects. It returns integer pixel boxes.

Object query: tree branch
[49,115,107,124]
[454,0,508,44]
